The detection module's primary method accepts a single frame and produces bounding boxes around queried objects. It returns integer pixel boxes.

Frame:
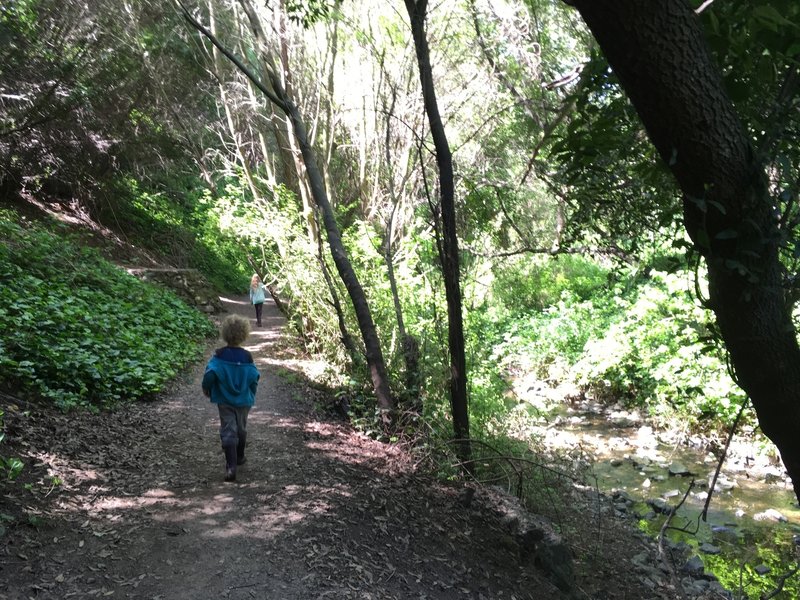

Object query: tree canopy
[2,1,800,593]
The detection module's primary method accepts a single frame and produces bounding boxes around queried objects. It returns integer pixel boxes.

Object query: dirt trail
[1,296,673,600]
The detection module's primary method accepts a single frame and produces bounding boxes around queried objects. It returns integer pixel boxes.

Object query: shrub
[466,255,749,433]
[96,176,250,293]
[490,254,608,312]
[572,269,747,426]
[0,211,216,409]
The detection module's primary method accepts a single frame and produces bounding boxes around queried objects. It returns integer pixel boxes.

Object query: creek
[525,397,800,598]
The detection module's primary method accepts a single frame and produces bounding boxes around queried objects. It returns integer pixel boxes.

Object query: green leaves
[0,409,23,481]
[1,457,24,481]
[465,251,748,431]
[751,5,797,30]
[0,211,216,410]
[285,0,340,27]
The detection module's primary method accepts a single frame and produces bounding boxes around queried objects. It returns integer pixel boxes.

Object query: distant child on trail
[202,314,260,483]
[249,274,266,327]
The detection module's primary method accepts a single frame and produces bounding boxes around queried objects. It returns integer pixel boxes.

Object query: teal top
[202,354,259,407]
[249,283,266,304]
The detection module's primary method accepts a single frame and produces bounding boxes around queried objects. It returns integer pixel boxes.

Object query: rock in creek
[753,508,788,523]
[699,543,721,555]
[682,555,705,578]
[668,462,691,477]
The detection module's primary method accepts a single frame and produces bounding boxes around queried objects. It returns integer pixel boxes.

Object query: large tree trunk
[567,0,800,502]
[404,0,470,459]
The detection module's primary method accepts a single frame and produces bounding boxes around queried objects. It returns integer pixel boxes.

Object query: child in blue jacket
[202,314,260,482]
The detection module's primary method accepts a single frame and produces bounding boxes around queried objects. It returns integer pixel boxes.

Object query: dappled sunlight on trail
[0,293,600,599]
[218,295,250,307]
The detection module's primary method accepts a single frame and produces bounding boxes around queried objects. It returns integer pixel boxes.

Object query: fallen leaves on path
[1,298,679,599]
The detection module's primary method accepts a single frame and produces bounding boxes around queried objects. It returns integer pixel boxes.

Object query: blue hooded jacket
[202,347,260,407]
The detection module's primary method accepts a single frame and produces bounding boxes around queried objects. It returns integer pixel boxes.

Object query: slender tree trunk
[321,16,339,203]
[283,85,395,417]
[468,0,541,128]
[180,3,396,417]
[404,0,470,458]
[382,83,421,409]
[237,0,318,246]
[227,4,296,199]
[272,0,319,247]
[316,216,362,367]
[385,204,421,408]
[208,1,260,200]
[567,0,800,502]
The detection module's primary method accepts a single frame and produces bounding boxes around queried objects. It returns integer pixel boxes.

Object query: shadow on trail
[0,294,560,600]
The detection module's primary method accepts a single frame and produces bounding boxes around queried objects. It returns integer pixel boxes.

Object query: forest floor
[0,295,701,600]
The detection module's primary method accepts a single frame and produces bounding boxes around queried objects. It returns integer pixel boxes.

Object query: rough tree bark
[566,0,800,502]
[404,0,470,458]
[179,3,396,417]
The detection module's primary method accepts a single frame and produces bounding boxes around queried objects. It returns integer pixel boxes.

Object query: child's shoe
[223,445,238,482]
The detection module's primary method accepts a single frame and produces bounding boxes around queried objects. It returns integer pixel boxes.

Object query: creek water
[526,400,800,597]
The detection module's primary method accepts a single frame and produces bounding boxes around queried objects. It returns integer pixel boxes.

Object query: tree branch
[694,0,716,15]
[174,0,287,112]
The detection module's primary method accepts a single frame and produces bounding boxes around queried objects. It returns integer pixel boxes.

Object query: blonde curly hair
[220,314,250,347]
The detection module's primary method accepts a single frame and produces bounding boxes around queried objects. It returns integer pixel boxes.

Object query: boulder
[699,543,721,555]
[754,564,771,576]
[482,489,575,595]
[682,555,705,578]
[753,508,788,523]
[648,498,673,514]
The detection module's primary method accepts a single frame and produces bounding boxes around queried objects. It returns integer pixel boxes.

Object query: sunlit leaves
[465,251,748,430]
[285,0,341,27]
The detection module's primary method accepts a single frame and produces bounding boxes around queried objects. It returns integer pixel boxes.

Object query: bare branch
[694,0,716,15]
[761,566,800,600]
[174,0,287,111]
[701,398,749,521]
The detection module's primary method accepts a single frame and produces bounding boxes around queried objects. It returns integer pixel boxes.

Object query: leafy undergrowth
[0,209,216,411]
[467,253,750,433]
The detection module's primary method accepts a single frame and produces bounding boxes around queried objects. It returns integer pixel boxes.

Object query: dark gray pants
[218,404,249,458]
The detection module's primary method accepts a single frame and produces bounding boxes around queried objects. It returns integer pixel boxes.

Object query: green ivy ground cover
[0,211,217,410]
